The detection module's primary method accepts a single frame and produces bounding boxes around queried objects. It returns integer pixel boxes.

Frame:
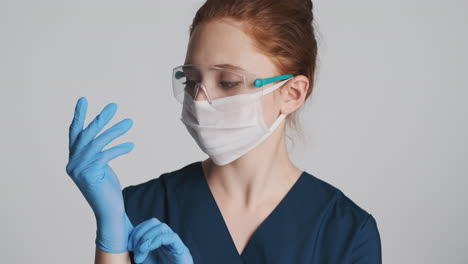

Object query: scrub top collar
[177,161,308,263]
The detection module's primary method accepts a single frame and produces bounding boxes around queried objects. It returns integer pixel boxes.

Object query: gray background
[1,0,467,263]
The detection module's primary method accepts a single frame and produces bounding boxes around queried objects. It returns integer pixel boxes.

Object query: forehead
[184,18,277,77]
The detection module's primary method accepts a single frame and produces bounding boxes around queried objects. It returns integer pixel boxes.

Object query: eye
[220,81,241,89]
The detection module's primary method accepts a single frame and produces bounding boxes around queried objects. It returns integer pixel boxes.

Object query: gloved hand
[66,97,135,253]
[128,218,194,264]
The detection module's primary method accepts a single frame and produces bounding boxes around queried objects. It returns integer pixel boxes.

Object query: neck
[201,122,302,210]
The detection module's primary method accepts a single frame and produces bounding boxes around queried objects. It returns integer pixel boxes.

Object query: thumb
[134,250,150,264]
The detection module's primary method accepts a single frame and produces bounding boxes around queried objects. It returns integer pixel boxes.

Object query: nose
[194,83,211,102]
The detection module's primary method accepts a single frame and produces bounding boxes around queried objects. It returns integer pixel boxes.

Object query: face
[183,18,284,128]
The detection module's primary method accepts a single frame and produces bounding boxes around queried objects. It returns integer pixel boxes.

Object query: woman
[66,0,382,263]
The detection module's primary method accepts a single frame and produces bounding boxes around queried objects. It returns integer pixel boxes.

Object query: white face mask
[180,78,292,166]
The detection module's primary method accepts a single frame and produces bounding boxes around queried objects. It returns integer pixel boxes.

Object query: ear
[279,75,309,115]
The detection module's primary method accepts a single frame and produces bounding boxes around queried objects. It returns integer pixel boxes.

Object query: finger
[96,142,135,165]
[92,118,133,154]
[69,97,88,151]
[74,102,117,152]
[136,221,172,253]
[134,250,150,264]
[144,232,186,256]
[128,218,159,251]
[134,219,173,264]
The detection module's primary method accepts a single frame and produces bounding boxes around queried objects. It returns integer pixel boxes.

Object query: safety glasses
[172,64,294,104]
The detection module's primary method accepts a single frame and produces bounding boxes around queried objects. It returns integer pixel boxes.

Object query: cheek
[260,92,280,128]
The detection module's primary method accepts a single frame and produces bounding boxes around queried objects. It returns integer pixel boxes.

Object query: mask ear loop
[259,77,293,129]
[261,77,293,95]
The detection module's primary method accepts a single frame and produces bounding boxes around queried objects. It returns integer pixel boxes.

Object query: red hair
[189,0,320,143]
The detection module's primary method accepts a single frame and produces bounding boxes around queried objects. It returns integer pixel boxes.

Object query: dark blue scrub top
[122,161,382,264]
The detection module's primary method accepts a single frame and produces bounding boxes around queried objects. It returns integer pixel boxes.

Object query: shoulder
[303,171,382,262]
[122,161,200,225]
[302,171,374,226]
[122,161,198,198]
[333,188,381,257]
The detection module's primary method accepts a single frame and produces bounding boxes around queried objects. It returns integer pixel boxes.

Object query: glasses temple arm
[253,74,294,88]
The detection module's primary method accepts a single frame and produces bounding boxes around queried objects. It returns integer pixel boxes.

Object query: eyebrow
[182,63,248,74]
[213,64,247,72]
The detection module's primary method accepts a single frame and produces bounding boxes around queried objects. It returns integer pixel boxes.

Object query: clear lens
[172,64,258,104]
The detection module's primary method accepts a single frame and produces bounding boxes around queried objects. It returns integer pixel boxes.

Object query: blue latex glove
[128,218,194,264]
[66,97,135,253]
